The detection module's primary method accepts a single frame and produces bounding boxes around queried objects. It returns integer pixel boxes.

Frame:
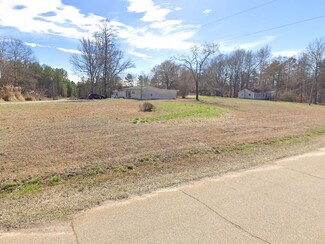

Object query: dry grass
[1,97,325,229]
[0,85,25,102]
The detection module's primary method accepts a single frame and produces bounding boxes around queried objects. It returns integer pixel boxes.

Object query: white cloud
[25,42,51,48]
[127,0,171,22]
[149,20,183,30]
[175,7,182,11]
[124,30,196,50]
[203,9,212,15]
[125,0,198,50]
[57,47,83,54]
[115,22,196,50]
[127,0,153,13]
[0,0,106,38]
[0,0,199,54]
[142,9,171,23]
[273,50,301,57]
[128,51,151,60]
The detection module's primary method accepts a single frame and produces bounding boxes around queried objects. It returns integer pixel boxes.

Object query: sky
[0,0,324,82]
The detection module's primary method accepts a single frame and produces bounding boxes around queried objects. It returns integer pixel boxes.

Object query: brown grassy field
[1,97,325,229]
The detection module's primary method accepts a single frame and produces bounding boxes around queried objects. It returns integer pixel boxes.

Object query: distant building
[113,86,178,100]
[238,89,275,100]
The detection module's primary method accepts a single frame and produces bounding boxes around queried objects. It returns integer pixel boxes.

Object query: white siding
[238,89,274,100]
[238,89,254,99]
[143,87,177,100]
[117,91,126,98]
[114,86,177,100]
[253,92,266,100]
[130,90,141,99]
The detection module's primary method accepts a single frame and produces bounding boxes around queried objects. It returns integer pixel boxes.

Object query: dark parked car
[88,93,105,99]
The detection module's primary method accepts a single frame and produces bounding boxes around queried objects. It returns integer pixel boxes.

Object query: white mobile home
[238,89,275,100]
[113,86,178,100]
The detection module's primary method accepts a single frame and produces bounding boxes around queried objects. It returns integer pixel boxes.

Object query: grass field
[1,97,325,229]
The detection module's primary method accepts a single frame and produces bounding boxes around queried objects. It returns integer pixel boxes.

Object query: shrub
[14,86,25,101]
[25,96,36,101]
[139,102,155,112]
[0,85,24,101]
[24,91,41,101]
[279,91,296,102]
[1,86,14,101]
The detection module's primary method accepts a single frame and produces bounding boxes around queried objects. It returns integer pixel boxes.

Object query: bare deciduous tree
[175,43,219,100]
[296,53,309,102]
[307,37,325,104]
[151,60,180,89]
[242,50,258,89]
[2,38,34,86]
[0,38,6,83]
[205,54,226,96]
[71,20,134,97]
[227,49,246,97]
[257,45,271,86]
[70,37,101,93]
[97,21,135,97]
[178,68,193,98]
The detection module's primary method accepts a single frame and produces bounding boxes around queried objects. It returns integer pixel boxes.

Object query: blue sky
[0,0,324,81]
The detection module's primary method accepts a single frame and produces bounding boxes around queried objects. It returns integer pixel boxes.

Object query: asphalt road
[1,148,324,244]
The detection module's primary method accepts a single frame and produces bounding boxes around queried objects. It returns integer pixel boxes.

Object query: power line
[202,0,278,27]
[126,1,280,62]
[223,14,325,42]
[154,14,325,63]
[159,0,279,58]
[128,8,325,66]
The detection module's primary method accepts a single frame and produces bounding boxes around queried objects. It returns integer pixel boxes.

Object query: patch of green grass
[139,157,151,164]
[211,146,222,154]
[1,180,18,192]
[49,175,61,186]
[127,163,135,170]
[186,149,200,157]
[211,131,325,156]
[211,144,255,155]
[84,166,105,176]
[132,117,150,124]
[114,165,127,172]
[153,162,161,168]
[15,178,43,197]
[270,136,301,144]
[233,144,256,152]
[305,128,325,137]
[132,102,225,123]
[16,183,42,197]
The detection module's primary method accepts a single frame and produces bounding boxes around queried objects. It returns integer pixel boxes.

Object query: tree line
[0,38,77,99]
[0,21,134,100]
[150,37,325,104]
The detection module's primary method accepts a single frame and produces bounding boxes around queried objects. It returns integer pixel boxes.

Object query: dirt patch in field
[0,97,325,229]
